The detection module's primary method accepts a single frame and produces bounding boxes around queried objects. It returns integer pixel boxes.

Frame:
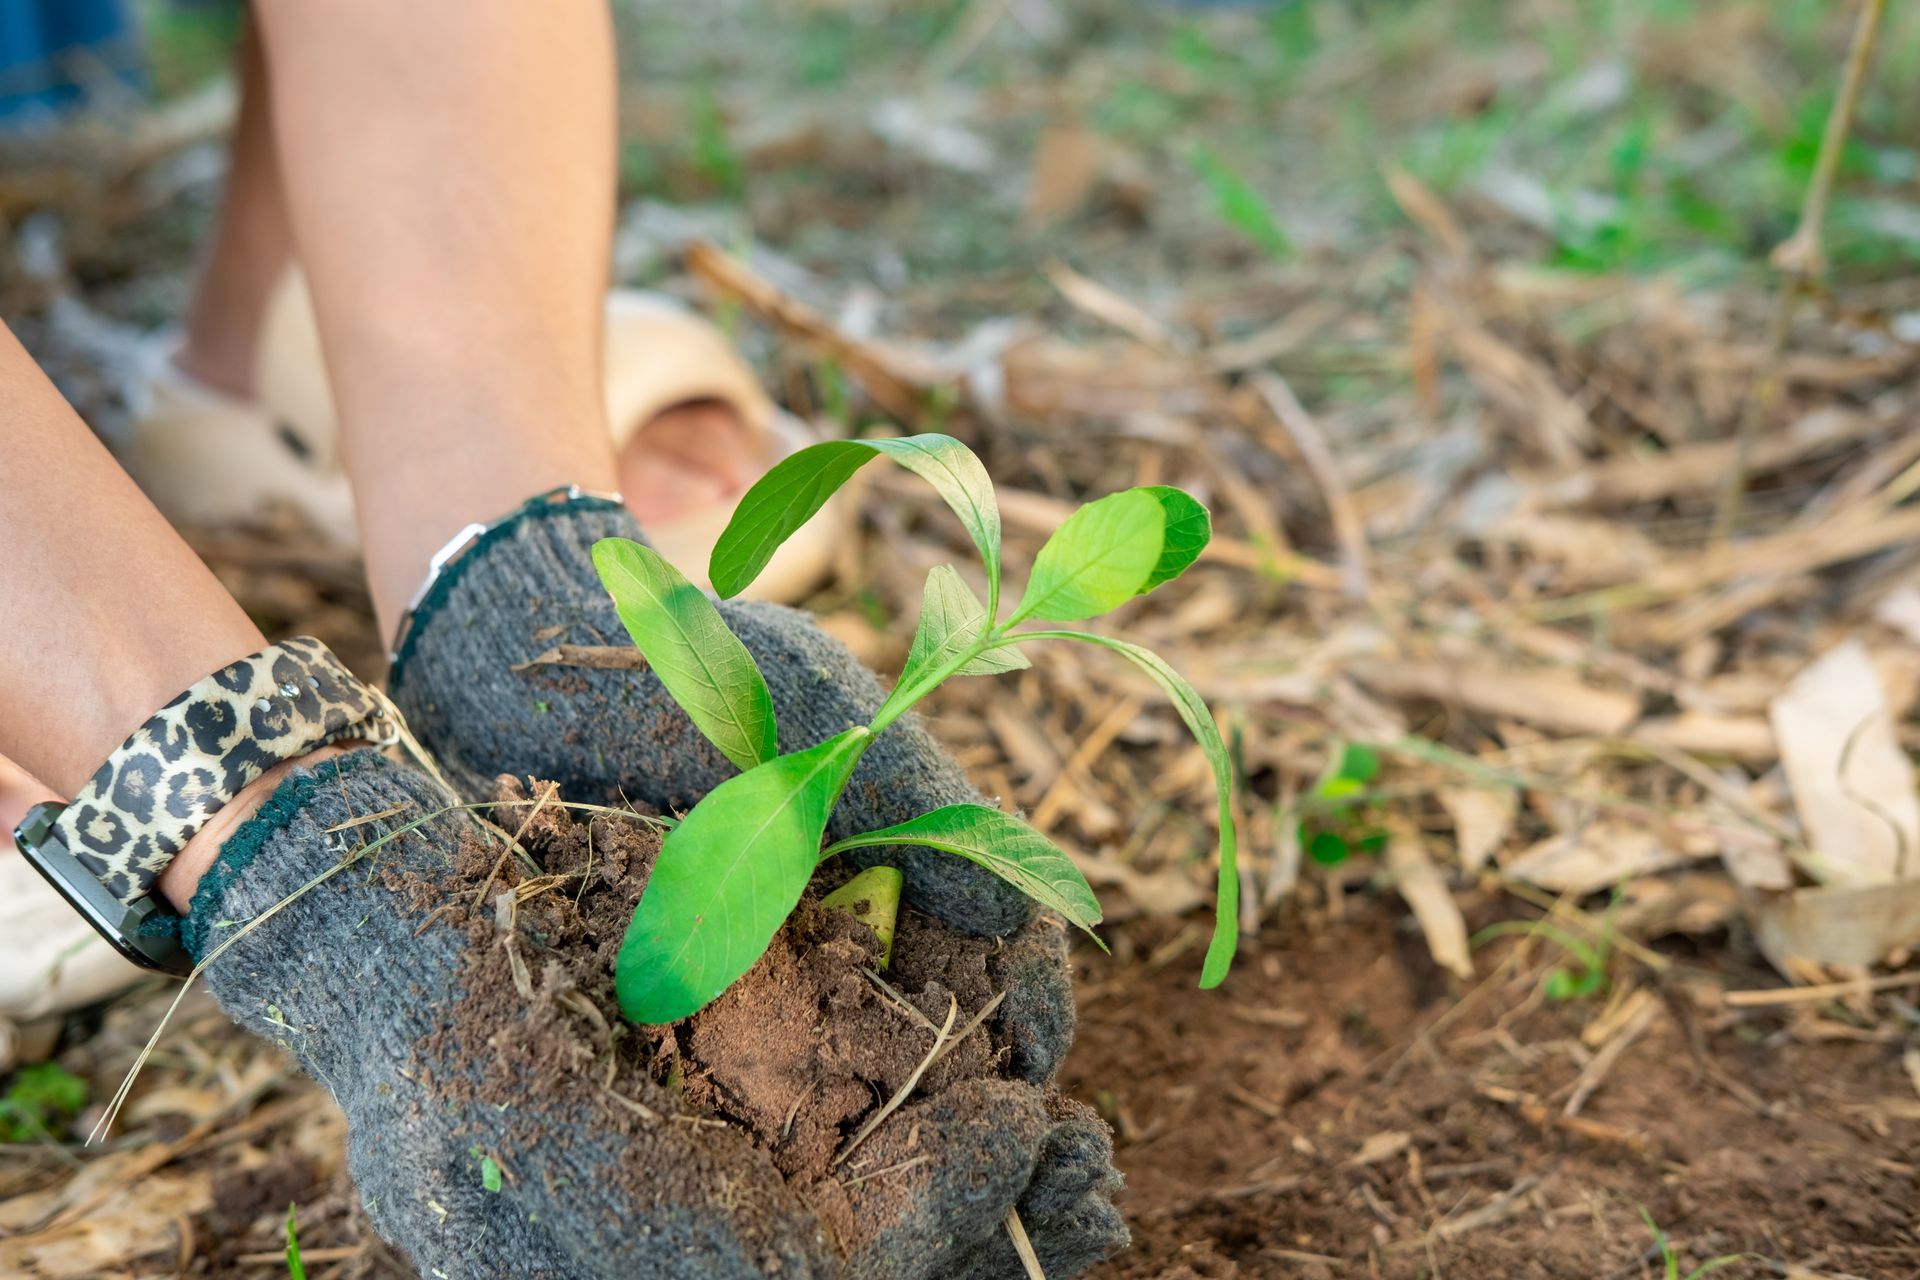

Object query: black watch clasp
[12,801,192,977]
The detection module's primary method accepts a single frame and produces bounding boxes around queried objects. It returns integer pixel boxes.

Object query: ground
[5,1,1920,1277]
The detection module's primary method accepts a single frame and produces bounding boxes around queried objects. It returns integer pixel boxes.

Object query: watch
[11,636,397,976]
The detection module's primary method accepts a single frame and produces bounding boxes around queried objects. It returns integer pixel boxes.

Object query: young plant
[1470,906,1616,1003]
[593,433,1238,1023]
[0,1062,87,1144]
[1637,1208,1749,1280]
[1298,741,1386,868]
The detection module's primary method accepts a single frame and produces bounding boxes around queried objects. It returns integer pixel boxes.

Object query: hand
[387,500,1127,1276]
[189,748,1120,1278]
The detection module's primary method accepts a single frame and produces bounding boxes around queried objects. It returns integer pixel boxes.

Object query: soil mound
[409,776,1027,1252]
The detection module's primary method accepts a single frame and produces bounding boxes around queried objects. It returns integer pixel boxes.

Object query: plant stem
[1712,0,1886,545]
[867,624,1008,735]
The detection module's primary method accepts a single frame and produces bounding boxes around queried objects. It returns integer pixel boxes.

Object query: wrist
[158,743,354,912]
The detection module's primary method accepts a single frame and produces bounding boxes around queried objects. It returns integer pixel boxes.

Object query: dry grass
[5,1,1920,1275]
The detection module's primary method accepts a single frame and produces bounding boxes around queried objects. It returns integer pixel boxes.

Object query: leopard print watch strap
[53,637,398,906]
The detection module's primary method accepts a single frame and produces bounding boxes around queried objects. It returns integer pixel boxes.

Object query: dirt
[135,870,1920,1280]
[1063,901,1920,1280]
[406,775,1027,1260]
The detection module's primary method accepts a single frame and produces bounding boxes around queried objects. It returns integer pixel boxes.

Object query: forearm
[0,323,266,798]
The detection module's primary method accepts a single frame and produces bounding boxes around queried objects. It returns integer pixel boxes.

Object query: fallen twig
[1714,0,1888,541]
[509,644,650,673]
[1723,969,1920,1008]
[1252,371,1371,599]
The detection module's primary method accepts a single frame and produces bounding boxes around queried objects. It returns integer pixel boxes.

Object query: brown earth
[414,776,1047,1260]
[235,843,1920,1280]
[14,868,1914,1279]
[1066,902,1920,1280]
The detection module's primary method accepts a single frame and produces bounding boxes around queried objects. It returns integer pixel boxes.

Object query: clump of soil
[409,775,1023,1254]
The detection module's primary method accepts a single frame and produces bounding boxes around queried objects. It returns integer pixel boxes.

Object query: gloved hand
[388,498,1127,1276]
[184,748,1108,1278]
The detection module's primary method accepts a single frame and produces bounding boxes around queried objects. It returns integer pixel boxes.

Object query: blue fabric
[0,0,141,123]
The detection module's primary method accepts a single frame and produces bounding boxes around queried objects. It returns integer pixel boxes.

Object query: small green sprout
[1299,742,1386,868]
[1638,1208,1749,1280]
[1190,146,1292,261]
[1471,903,1616,1003]
[285,1203,307,1280]
[595,433,1238,1023]
[0,1062,87,1144]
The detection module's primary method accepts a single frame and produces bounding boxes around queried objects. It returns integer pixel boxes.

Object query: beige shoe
[127,271,845,602]
[0,756,147,1067]
[122,341,359,546]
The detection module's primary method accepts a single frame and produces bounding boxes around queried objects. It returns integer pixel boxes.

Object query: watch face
[13,801,191,977]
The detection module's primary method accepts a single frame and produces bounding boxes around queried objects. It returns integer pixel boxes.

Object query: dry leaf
[1633,712,1777,765]
[1347,657,1639,737]
[1387,834,1473,980]
[1071,850,1205,920]
[1768,639,1920,888]
[1348,1129,1413,1166]
[1749,879,1920,970]
[1505,820,1694,895]
[1439,786,1518,873]
[1045,260,1176,350]
[1025,125,1102,228]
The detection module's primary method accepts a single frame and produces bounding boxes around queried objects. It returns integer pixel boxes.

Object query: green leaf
[820,865,903,965]
[1008,631,1238,985]
[480,1155,503,1193]
[1307,830,1350,865]
[709,441,878,598]
[873,565,1030,730]
[615,728,873,1023]
[1337,742,1380,784]
[1317,776,1365,802]
[592,538,777,772]
[864,437,1003,607]
[904,565,1026,683]
[710,434,1001,604]
[1143,487,1211,589]
[823,804,1103,940]
[1011,488,1210,623]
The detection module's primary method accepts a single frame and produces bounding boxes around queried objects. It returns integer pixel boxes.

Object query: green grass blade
[285,1204,307,1280]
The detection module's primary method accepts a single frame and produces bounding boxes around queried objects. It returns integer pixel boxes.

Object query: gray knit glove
[388,499,1127,1276]
[184,749,1115,1279]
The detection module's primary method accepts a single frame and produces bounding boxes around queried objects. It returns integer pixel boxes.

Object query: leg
[249,1,622,636]
[170,5,757,563]
[175,19,290,399]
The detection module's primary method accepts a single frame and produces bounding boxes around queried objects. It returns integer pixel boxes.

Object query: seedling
[1637,1208,1748,1280]
[0,1062,87,1144]
[594,432,1237,1023]
[1470,911,1613,1002]
[285,1203,307,1280]
[1298,741,1387,867]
